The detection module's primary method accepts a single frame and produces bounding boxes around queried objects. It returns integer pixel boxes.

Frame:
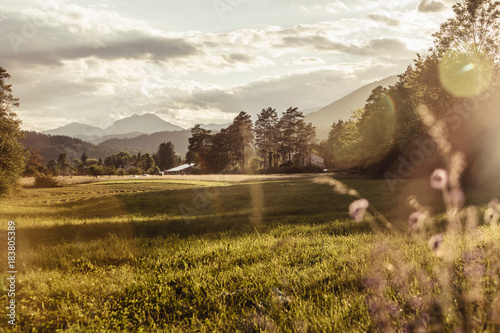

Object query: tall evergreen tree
[187,124,213,170]
[255,107,278,169]
[136,153,155,173]
[207,128,231,172]
[0,67,26,195]
[277,107,305,164]
[295,121,317,167]
[81,151,88,164]
[156,142,177,170]
[227,112,254,169]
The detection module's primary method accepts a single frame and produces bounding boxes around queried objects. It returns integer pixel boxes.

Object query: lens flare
[383,93,396,116]
[461,63,475,73]
[438,50,493,97]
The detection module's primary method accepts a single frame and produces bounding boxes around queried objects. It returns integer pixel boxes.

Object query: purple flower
[349,199,369,222]
[430,169,448,191]
[408,211,426,231]
[429,234,444,255]
[485,199,500,225]
[484,207,499,225]
[447,188,465,209]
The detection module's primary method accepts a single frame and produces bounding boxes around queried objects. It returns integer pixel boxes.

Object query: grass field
[1,174,500,331]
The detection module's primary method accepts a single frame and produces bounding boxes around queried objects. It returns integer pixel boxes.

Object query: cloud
[158,64,403,120]
[279,35,351,52]
[292,1,348,13]
[58,35,199,62]
[0,12,200,67]
[367,13,400,27]
[417,0,446,13]
[325,1,349,13]
[285,57,326,66]
[278,34,413,61]
[3,1,427,132]
[222,53,254,64]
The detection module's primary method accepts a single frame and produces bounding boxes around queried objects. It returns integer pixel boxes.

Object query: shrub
[34,171,58,188]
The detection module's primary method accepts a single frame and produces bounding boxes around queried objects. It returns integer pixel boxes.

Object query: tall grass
[0,174,499,331]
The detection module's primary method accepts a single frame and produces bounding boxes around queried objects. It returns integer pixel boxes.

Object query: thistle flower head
[485,208,500,227]
[408,211,427,231]
[429,234,444,256]
[447,187,465,209]
[430,168,448,191]
[349,198,369,222]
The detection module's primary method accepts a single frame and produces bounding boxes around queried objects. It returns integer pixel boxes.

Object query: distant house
[165,163,196,175]
[309,153,325,168]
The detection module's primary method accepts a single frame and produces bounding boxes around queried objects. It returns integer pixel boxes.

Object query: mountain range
[33,75,400,160]
[305,75,399,140]
[43,113,185,143]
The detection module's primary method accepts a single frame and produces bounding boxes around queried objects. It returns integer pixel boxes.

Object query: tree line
[320,0,500,185]
[24,142,181,179]
[186,107,318,174]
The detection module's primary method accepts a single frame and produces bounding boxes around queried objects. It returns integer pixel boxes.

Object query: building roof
[165,163,196,172]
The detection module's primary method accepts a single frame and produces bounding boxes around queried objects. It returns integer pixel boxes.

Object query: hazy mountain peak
[105,113,184,135]
[305,75,399,140]
[42,113,186,142]
[43,122,103,137]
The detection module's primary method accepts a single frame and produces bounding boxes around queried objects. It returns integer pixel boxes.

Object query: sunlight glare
[461,63,475,73]
[438,50,494,97]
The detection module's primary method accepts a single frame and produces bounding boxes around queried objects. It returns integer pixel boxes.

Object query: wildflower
[349,198,369,222]
[430,168,448,190]
[408,211,427,231]
[429,234,444,256]
[484,200,500,226]
[447,188,465,209]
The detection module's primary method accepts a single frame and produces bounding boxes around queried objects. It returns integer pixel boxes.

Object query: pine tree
[227,112,254,169]
[277,107,305,164]
[255,107,278,169]
[156,142,177,170]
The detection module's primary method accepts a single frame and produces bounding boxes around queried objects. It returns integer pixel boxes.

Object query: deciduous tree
[0,67,26,195]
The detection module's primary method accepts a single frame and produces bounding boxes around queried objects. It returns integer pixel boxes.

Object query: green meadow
[1,175,500,332]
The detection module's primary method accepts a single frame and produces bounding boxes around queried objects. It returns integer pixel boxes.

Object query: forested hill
[98,130,191,156]
[21,131,117,164]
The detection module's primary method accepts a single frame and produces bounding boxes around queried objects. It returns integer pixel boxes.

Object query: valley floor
[1,175,500,331]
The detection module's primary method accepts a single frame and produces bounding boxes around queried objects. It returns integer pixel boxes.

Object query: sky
[0,0,457,132]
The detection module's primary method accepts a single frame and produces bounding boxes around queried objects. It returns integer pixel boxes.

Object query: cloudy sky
[0,0,456,131]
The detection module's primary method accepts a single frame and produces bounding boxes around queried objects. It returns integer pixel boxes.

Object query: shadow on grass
[6,177,452,254]
[4,180,377,251]
[9,213,372,248]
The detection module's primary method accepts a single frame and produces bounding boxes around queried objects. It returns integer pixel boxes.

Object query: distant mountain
[306,76,399,140]
[98,130,192,156]
[301,106,322,115]
[21,131,117,164]
[43,113,185,142]
[103,113,184,135]
[43,122,104,142]
[89,132,143,145]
